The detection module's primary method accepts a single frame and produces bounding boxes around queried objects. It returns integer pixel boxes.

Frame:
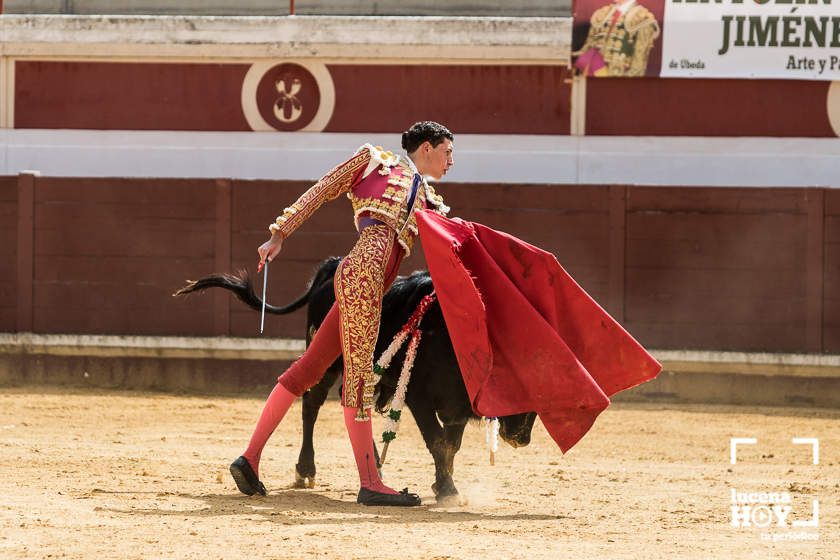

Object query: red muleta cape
[416,210,662,452]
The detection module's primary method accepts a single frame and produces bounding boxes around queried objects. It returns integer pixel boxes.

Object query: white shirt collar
[617,0,636,14]
[402,154,422,178]
[402,154,436,186]
[402,154,420,173]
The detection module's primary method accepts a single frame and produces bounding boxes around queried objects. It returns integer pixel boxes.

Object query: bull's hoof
[294,466,316,489]
[431,479,459,502]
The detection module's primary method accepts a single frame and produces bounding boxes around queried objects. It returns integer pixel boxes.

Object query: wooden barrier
[1,173,838,354]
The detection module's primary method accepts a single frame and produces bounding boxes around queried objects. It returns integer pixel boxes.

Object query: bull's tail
[173,270,309,315]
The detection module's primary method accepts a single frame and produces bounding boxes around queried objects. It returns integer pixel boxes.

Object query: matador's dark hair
[401,121,453,154]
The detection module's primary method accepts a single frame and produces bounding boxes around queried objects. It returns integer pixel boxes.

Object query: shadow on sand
[94,488,566,526]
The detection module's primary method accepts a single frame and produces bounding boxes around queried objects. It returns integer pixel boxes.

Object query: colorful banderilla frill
[372,292,437,463]
[483,417,500,466]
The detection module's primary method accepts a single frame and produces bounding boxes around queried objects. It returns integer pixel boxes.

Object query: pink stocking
[343,407,397,494]
[242,383,297,477]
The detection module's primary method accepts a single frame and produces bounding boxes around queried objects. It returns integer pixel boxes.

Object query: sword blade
[260,260,269,334]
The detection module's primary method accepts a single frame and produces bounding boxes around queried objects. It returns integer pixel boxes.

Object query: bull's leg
[293,303,343,488]
[294,366,340,488]
[409,404,460,501]
[439,420,467,500]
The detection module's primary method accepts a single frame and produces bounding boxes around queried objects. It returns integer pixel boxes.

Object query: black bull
[175,258,537,500]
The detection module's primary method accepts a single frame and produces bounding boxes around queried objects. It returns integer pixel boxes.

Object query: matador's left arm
[626,7,660,77]
[268,148,373,239]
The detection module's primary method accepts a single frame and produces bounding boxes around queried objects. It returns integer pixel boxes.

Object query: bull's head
[498,412,538,448]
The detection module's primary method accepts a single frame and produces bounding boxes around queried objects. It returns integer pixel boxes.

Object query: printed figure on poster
[573,0,664,77]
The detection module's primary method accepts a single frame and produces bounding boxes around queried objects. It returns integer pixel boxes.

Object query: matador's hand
[258,233,283,270]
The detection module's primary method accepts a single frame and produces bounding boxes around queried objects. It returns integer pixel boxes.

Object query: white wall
[2,129,838,187]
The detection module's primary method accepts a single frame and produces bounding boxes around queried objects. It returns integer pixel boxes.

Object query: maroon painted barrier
[1,174,837,354]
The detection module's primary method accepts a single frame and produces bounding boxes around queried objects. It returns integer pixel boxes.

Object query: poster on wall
[572,0,665,78]
[572,0,840,80]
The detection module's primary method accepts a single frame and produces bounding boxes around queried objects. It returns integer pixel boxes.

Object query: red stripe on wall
[14,61,837,137]
[14,61,570,134]
[325,65,571,134]
[15,61,252,131]
[587,78,834,137]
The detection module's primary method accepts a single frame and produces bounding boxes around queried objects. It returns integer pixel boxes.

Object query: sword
[259,260,269,334]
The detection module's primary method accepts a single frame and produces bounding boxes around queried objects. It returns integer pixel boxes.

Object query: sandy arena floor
[0,387,837,560]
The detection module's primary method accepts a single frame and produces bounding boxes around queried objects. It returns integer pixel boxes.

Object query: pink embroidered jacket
[269,144,449,255]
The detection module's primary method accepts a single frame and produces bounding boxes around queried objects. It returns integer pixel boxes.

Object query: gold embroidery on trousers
[334,224,396,411]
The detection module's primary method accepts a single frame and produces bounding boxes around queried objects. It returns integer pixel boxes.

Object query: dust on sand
[1,387,837,559]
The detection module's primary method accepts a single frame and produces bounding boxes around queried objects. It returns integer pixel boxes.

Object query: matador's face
[422,139,454,180]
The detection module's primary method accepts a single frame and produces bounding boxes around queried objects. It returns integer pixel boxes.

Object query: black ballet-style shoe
[357,487,422,507]
[230,456,267,496]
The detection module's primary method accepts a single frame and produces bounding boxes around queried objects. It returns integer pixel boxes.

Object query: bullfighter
[230,121,454,507]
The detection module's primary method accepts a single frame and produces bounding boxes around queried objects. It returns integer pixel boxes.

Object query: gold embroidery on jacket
[269,149,372,237]
[268,144,447,256]
[347,161,422,254]
[424,183,450,215]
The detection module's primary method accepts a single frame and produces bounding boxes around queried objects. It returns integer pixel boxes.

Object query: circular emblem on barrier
[828,81,840,138]
[241,61,335,132]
